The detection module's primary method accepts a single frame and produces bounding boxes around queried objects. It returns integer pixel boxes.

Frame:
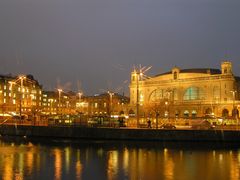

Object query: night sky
[1,0,240,95]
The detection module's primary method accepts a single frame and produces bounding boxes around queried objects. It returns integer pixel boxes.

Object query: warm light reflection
[230,151,239,180]
[123,148,129,172]
[107,151,118,180]
[76,161,82,180]
[18,153,24,179]
[163,148,174,180]
[1,140,240,180]
[54,149,62,180]
[65,147,70,173]
[26,151,34,175]
[3,155,13,180]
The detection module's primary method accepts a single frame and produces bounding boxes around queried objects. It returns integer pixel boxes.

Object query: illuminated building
[41,91,76,115]
[84,93,129,116]
[0,74,42,119]
[130,61,240,119]
[41,91,129,118]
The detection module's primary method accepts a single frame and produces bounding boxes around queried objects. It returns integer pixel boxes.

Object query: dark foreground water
[0,137,240,180]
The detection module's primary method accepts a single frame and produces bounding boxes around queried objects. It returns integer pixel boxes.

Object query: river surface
[0,137,240,180]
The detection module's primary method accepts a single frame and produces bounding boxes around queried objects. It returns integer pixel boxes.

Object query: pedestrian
[147,119,152,128]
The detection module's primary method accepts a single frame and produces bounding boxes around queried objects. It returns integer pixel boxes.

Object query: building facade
[129,61,240,119]
[84,93,130,117]
[0,74,42,119]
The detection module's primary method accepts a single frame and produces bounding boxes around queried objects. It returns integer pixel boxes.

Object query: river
[0,137,239,180]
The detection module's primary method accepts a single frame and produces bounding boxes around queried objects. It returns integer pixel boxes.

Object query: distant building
[41,91,76,115]
[84,93,130,116]
[41,91,130,117]
[0,74,42,119]
[129,61,240,119]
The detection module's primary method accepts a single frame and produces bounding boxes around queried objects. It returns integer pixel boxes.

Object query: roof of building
[155,68,222,77]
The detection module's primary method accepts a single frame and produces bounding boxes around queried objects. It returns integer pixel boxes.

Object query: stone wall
[1,125,240,142]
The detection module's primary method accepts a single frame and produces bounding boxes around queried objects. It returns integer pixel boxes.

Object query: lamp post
[19,76,26,121]
[136,70,143,128]
[57,89,62,115]
[78,92,82,112]
[108,91,114,118]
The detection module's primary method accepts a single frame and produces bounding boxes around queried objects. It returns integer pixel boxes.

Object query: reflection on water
[0,137,240,180]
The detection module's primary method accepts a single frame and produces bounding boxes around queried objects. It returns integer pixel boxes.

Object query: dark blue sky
[0,0,240,95]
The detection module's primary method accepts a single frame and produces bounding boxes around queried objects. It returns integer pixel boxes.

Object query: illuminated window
[94,103,98,108]
[4,85,6,90]
[13,99,16,104]
[3,99,6,103]
[104,102,107,108]
[183,87,205,100]
[4,92,6,97]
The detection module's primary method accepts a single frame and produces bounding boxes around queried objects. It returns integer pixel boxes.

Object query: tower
[221,61,232,75]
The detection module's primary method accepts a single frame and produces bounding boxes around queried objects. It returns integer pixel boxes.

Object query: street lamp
[57,89,62,114]
[19,75,26,121]
[108,91,114,118]
[136,70,143,128]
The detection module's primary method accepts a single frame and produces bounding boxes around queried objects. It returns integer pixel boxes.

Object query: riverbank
[0,125,240,142]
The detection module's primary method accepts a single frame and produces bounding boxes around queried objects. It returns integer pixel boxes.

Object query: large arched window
[149,89,178,102]
[149,89,164,102]
[183,87,205,100]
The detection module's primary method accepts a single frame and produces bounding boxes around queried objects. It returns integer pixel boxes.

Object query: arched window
[205,108,212,115]
[222,109,229,118]
[184,110,189,118]
[183,87,204,100]
[149,89,164,102]
[192,110,197,118]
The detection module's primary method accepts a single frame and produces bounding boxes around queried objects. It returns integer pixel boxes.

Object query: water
[0,137,240,180]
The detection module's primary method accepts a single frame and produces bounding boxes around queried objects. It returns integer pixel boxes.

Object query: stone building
[129,61,240,119]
